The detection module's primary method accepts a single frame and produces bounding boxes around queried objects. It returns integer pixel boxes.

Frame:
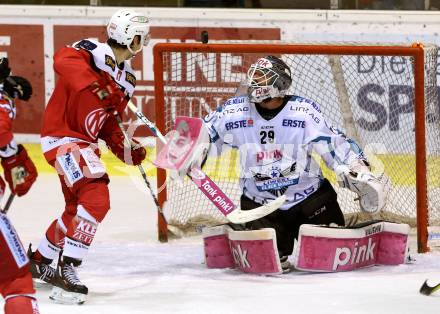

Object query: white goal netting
[155,43,440,239]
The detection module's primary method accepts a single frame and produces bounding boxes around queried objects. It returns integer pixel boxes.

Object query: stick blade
[420,280,439,296]
[226,195,286,224]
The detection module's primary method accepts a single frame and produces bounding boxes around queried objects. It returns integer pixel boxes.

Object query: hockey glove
[89,73,125,113]
[129,138,147,166]
[1,144,38,196]
[105,130,146,166]
[0,58,11,82]
[3,76,33,101]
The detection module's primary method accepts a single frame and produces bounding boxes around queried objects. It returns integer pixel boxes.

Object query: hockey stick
[0,193,15,214]
[420,280,440,296]
[126,101,286,224]
[113,111,168,227]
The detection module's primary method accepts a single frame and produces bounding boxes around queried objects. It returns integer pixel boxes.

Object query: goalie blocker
[153,115,286,224]
[203,220,410,274]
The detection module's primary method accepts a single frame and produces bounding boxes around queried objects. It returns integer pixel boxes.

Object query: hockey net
[153,42,440,252]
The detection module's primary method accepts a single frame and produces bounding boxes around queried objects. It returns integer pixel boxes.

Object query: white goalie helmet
[247,55,292,103]
[107,9,150,54]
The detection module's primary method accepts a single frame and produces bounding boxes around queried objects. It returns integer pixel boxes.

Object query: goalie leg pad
[203,225,235,269]
[228,228,282,275]
[292,221,409,272]
[377,222,410,265]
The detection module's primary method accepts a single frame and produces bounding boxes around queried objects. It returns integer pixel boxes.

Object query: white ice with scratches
[1,174,439,314]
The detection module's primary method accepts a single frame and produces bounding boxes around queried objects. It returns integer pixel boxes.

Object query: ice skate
[50,256,88,305]
[27,244,56,286]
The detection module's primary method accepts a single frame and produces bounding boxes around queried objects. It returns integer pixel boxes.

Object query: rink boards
[24,143,440,187]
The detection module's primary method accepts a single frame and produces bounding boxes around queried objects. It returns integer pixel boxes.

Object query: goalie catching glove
[335,159,390,213]
[1,144,38,196]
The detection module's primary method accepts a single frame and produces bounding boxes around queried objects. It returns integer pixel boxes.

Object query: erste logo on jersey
[282,119,305,128]
[85,108,108,139]
[225,119,253,131]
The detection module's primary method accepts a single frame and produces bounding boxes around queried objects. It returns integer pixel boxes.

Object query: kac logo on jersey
[85,108,108,139]
[225,119,253,131]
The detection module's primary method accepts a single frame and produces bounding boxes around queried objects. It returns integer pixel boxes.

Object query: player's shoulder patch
[74,39,98,51]
[125,71,136,87]
[105,54,116,71]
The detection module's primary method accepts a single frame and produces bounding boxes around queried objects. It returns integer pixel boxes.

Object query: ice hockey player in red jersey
[0,57,40,314]
[0,211,40,314]
[0,213,41,314]
[27,9,150,304]
[0,58,37,198]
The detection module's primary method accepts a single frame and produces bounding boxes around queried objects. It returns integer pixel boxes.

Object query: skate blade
[50,286,87,305]
[33,278,51,288]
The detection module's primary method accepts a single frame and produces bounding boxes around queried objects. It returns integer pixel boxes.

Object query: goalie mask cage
[153,42,440,253]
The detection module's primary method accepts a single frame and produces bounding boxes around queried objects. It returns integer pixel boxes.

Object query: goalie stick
[126,101,286,224]
[420,280,440,296]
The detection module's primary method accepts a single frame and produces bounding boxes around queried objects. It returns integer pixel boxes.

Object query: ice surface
[2,174,440,314]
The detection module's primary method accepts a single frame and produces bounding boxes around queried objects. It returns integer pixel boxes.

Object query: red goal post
[152,42,440,253]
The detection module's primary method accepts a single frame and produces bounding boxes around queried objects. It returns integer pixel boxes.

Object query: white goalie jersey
[203,95,366,210]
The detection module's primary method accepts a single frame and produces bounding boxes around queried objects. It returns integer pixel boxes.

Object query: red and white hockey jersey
[40,39,137,162]
[0,213,29,282]
[0,91,18,158]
